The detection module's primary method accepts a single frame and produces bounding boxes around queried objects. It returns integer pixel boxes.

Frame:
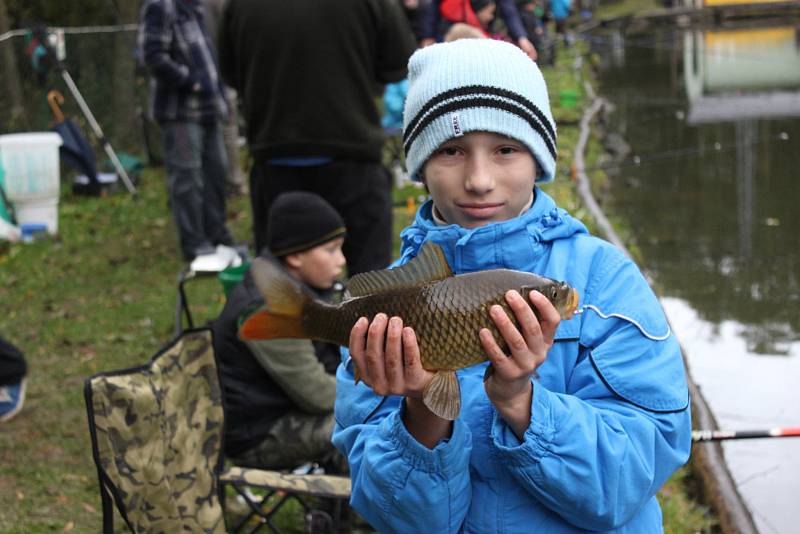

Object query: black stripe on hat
[404,96,557,161]
[404,85,556,149]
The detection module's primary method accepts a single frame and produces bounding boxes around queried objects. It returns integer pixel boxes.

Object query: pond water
[593,21,800,534]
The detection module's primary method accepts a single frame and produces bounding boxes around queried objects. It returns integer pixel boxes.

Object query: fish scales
[302,269,558,371]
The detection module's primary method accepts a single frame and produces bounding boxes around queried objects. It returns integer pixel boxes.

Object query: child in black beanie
[212,191,347,470]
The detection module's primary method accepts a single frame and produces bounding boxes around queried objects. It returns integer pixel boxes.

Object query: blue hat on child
[402,39,557,183]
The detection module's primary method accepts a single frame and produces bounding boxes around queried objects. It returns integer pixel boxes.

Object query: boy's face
[423,131,537,229]
[476,3,496,26]
[286,237,346,290]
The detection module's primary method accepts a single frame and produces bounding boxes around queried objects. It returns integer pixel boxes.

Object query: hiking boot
[0,379,26,423]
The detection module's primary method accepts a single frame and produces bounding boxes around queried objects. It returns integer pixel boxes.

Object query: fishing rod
[692,427,800,442]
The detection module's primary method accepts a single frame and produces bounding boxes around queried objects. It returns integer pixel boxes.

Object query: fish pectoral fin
[422,370,461,421]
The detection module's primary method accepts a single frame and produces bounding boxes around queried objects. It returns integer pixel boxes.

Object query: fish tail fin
[239,308,308,340]
[238,257,313,341]
[422,370,461,420]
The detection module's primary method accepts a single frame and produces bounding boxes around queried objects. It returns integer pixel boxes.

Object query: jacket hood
[398,187,588,273]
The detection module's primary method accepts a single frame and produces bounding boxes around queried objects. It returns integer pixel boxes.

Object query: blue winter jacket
[332,188,691,533]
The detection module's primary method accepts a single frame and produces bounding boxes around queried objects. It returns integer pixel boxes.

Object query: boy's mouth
[457,202,504,219]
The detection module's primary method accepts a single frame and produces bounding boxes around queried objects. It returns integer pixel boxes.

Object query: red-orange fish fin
[239,309,307,341]
[422,370,461,420]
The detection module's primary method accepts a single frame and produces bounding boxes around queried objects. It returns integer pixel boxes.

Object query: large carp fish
[240,241,579,420]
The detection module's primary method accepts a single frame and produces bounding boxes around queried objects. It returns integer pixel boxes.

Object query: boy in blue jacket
[332,39,691,532]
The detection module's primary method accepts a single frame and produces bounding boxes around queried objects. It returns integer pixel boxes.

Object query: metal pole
[59,68,138,197]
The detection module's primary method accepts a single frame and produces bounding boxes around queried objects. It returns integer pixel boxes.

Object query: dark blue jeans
[249,159,393,276]
[160,120,233,260]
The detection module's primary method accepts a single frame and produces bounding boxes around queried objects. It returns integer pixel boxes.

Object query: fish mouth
[563,289,579,319]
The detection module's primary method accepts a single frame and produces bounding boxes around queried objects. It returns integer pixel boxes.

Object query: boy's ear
[283,253,302,270]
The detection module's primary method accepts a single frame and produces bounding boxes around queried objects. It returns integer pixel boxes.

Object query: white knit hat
[402,39,557,183]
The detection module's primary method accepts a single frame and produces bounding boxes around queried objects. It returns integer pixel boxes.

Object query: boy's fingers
[384,316,404,393]
[365,314,389,393]
[349,317,369,384]
[479,327,514,375]
[490,300,529,357]
[505,289,545,351]
[401,327,428,392]
[529,290,560,341]
[401,327,419,370]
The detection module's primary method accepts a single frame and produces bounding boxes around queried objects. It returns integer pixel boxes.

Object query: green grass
[0,172,250,532]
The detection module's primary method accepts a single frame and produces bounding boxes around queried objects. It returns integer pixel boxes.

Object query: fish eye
[551,287,557,299]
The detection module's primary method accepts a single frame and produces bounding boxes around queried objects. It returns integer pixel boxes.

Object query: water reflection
[594,22,800,534]
[684,26,800,123]
[594,23,800,353]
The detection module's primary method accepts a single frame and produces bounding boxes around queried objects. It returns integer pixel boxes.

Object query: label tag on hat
[450,113,463,137]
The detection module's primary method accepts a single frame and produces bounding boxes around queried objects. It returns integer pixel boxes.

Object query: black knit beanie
[470,0,495,12]
[265,192,346,257]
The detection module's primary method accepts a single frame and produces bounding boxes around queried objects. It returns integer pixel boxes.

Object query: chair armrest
[220,466,351,500]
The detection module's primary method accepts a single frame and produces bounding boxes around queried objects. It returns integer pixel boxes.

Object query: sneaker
[0,379,26,423]
[216,244,243,268]
[190,251,228,273]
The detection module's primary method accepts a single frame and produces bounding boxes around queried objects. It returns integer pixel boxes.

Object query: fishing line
[582,131,792,174]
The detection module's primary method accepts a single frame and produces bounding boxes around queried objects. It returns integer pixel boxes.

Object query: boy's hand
[350,314,452,448]
[518,37,538,61]
[480,290,560,438]
[349,314,434,399]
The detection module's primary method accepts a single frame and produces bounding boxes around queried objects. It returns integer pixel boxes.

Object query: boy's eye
[437,146,460,156]
[498,145,519,155]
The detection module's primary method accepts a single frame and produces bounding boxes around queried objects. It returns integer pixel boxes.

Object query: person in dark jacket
[0,336,26,423]
[419,0,538,59]
[138,0,236,266]
[201,0,247,196]
[213,191,346,469]
[218,0,417,275]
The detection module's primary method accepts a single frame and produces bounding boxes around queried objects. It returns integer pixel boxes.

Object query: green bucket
[559,89,580,109]
[0,163,11,224]
[218,262,251,296]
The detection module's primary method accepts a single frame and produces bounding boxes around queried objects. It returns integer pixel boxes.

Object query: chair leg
[175,268,195,336]
[229,484,277,533]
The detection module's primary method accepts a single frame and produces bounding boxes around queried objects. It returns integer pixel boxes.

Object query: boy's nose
[464,155,495,193]
[335,249,347,270]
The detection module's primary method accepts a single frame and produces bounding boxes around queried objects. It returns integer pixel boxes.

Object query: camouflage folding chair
[84,328,351,533]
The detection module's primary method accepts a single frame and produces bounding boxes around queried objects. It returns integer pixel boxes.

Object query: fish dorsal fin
[347,241,453,297]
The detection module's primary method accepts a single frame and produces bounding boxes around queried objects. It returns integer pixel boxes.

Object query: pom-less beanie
[470,0,496,12]
[402,39,557,183]
[266,192,346,257]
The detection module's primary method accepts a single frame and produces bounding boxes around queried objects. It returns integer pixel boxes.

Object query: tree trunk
[111,0,140,151]
[0,0,28,129]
